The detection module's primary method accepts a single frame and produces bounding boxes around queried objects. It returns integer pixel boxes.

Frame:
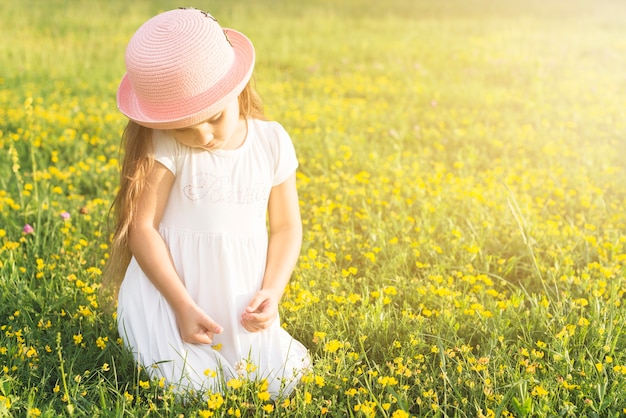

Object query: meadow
[1,0,626,416]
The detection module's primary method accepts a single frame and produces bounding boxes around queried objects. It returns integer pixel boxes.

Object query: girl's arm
[128,161,223,343]
[241,172,302,332]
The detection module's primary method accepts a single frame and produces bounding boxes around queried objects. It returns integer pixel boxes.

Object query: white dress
[117,119,310,398]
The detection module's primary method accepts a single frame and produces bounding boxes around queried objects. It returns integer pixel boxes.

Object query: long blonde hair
[102,81,265,302]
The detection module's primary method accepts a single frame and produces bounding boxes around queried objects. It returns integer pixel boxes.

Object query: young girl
[104,8,310,398]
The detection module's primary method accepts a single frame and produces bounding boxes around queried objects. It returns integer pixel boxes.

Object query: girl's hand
[241,290,279,332]
[175,302,223,344]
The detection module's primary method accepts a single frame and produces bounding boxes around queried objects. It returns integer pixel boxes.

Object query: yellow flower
[227,408,241,417]
[73,334,83,345]
[313,331,327,343]
[207,393,224,410]
[531,385,549,397]
[324,339,344,353]
[139,380,150,389]
[28,408,42,417]
[96,336,108,350]
[257,391,271,401]
[378,376,398,387]
[226,378,243,390]
[25,346,37,358]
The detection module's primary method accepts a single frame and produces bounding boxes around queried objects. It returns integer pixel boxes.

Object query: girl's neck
[219,117,248,151]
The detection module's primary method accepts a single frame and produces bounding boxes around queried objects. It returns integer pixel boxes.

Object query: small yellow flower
[531,385,549,397]
[96,336,108,350]
[378,376,398,387]
[73,334,83,345]
[226,378,243,390]
[227,408,241,417]
[324,339,343,353]
[207,393,224,410]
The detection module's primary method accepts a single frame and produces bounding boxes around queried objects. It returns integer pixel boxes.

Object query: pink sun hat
[117,8,255,130]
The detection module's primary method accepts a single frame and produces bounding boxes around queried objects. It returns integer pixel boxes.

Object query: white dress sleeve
[151,130,178,175]
[270,122,298,187]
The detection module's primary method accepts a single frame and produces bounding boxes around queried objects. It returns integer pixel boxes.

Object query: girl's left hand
[241,290,279,332]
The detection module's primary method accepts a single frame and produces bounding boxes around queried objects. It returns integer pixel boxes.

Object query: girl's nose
[197,123,214,140]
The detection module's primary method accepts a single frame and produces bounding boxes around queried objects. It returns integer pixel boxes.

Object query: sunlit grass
[1,0,626,416]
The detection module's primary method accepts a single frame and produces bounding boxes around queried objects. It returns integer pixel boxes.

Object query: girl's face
[168,97,245,150]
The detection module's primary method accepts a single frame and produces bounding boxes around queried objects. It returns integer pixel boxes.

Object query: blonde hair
[101,81,265,303]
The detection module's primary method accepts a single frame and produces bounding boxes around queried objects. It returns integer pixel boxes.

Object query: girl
[104,8,310,398]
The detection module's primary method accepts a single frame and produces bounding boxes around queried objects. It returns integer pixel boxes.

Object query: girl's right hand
[175,302,223,345]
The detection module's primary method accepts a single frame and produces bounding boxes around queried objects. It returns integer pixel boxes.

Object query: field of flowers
[1,0,626,416]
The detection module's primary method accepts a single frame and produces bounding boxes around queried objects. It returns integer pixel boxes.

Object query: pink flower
[60,211,71,220]
[23,224,34,234]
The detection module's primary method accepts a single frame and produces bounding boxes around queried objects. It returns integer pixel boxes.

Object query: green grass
[1,0,626,416]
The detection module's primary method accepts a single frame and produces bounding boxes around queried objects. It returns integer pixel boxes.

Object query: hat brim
[116,29,255,130]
